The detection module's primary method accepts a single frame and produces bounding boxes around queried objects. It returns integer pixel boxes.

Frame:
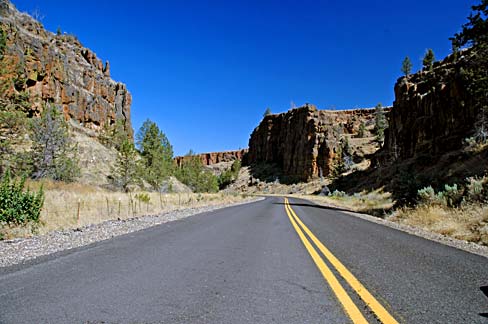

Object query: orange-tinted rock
[175,149,248,167]
[247,104,377,182]
[0,0,132,136]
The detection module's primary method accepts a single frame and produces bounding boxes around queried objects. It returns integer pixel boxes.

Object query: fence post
[77,199,81,227]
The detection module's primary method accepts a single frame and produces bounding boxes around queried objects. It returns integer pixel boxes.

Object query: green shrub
[176,152,219,193]
[466,176,488,202]
[30,105,80,182]
[331,190,346,197]
[417,186,436,205]
[437,184,464,207]
[218,159,242,189]
[0,171,44,225]
[135,192,150,204]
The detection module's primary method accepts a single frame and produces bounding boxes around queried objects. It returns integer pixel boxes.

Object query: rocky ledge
[0,0,132,135]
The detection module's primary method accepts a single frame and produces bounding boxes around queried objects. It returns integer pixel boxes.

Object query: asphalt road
[1,197,487,323]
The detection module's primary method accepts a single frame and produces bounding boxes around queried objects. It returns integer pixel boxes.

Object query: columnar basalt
[381,49,480,162]
[247,104,377,182]
[175,149,249,167]
[0,0,132,136]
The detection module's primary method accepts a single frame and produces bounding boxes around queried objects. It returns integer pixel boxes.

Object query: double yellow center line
[283,197,398,324]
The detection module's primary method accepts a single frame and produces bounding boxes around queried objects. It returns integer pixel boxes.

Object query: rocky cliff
[381,49,480,162]
[0,0,132,135]
[247,104,377,182]
[175,149,248,167]
[332,48,488,201]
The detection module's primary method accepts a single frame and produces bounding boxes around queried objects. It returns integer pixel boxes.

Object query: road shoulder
[0,197,264,270]
[292,196,488,259]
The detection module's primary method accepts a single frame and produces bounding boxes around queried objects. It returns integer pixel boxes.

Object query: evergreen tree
[422,49,435,71]
[263,107,272,117]
[30,104,80,181]
[218,159,242,189]
[99,119,130,150]
[451,0,488,48]
[176,151,218,193]
[111,138,139,192]
[401,56,412,76]
[374,103,387,143]
[451,0,488,143]
[331,145,346,178]
[136,119,173,190]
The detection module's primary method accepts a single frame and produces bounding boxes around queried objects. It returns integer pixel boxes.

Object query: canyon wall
[0,0,132,136]
[247,104,377,182]
[175,149,248,167]
[381,50,480,162]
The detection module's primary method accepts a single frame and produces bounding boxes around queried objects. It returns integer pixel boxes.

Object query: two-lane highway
[1,197,487,323]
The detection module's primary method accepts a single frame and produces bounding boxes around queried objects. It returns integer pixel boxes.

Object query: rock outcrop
[175,149,248,167]
[381,49,480,162]
[247,104,377,182]
[0,0,132,135]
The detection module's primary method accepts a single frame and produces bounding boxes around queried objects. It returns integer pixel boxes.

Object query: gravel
[305,198,488,259]
[0,197,263,268]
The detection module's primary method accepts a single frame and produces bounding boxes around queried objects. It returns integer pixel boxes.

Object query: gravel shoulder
[0,197,263,269]
[301,196,488,259]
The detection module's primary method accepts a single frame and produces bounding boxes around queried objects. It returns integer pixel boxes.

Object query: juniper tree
[422,49,435,71]
[136,119,174,190]
[99,119,130,150]
[451,0,488,48]
[111,138,139,192]
[30,104,80,181]
[374,103,387,143]
[218,159,242,189]
[401,56,413,76]
[175,150,218,193]
[451,0,488,144]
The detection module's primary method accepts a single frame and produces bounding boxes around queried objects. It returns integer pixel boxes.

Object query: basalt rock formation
[380,50,480,163]
[333,48,488,201]
[0,0,132,135]
[175,149,248,167]
[247,104,377,182]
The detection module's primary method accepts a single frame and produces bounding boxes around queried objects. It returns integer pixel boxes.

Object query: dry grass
[297,189,394,216]
[390,204,488,245]
[1,180,250,240]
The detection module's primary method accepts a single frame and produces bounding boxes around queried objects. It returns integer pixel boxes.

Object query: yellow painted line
[285,198,399,324]
[284,198,369,324]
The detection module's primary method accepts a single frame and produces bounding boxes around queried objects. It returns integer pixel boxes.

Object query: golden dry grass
[1,180,250,239]
[296,189,394,215]
[390,204,488,245]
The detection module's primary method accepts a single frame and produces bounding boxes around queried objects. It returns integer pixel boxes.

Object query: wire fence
[40,192,241,231]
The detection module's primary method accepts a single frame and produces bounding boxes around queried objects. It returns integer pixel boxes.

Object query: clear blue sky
[13,0,476,156]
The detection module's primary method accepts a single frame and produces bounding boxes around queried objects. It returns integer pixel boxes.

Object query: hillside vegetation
[0,2,248,240]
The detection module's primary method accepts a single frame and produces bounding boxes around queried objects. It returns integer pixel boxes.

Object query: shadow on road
[480,286,488,318]
[272,202,352,214]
